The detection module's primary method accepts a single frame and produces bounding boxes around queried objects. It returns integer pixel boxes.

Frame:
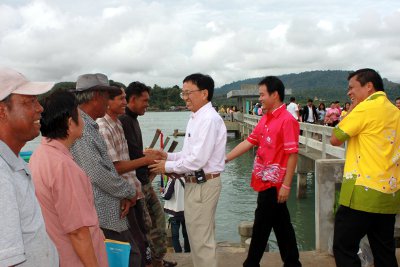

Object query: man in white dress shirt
[147,73,227,267]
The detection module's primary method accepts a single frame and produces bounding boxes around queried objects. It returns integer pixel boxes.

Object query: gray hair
[74,90,96,105]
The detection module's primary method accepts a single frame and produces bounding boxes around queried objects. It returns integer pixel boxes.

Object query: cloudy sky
[1,0,399,87]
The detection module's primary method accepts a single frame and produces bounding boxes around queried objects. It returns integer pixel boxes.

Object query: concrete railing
[243,114,260,126]
[241,115,345,159]
[299,123,345,159]
[219,112,244,122]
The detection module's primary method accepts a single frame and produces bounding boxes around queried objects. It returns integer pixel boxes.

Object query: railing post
[315,159,344,252]
[305,127,309,152]
[321,132,327,159]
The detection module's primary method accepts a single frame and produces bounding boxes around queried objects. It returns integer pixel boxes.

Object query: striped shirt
[97,114,144,199]
[247,104,299,192]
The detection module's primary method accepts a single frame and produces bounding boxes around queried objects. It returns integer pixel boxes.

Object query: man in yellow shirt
[330,68,400,267]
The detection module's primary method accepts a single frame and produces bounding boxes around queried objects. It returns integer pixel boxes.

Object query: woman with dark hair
[316,102,326,125]
[29,91,108,267]
[340,102,351,120]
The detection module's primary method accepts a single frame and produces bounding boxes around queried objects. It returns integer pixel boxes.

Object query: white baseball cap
[0,67,55,101]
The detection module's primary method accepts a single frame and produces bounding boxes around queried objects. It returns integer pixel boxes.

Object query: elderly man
[147,73,227,267]
[330,68,400,267]
[0,67,58,266]
[70,73,139,267]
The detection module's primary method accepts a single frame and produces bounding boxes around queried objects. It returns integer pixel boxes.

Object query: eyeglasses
[180,89,202,99]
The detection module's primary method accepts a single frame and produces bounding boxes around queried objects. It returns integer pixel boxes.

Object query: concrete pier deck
[163,243,400,267]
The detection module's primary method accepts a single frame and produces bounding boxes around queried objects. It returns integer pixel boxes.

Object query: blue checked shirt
[70,110,136,232]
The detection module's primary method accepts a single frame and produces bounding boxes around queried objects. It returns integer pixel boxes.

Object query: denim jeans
[169,216,190,253]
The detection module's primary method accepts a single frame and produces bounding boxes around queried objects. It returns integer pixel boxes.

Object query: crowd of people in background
[283,97,400,126]
[219,93,400,122]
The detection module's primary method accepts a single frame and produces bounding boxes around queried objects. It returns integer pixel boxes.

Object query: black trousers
[102,227,142,267]
[127,200,149,267]
[243,187,302,267]
[333,205,398,267]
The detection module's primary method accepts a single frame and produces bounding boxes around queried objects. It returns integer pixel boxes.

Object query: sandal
[162,259,177,267]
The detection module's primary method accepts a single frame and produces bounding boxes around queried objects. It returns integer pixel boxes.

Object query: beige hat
[0,67,55,101]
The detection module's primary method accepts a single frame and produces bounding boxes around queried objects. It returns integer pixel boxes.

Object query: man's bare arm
[114,154,161,175]
[68,226,99,267]
[226,140,254,162]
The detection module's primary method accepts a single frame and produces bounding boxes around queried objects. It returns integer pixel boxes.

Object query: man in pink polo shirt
[29,91,108,267]
[226,76,302,267]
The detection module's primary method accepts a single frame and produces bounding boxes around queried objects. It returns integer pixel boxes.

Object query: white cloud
[0,0,399,87]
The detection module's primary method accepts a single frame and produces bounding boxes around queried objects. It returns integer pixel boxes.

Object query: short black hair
[396,97,400,101]
[290,96,295,102]
[183,73,214,101]
[109,80,126,89]
[258,76,285,102]
[307,99,313,103]
[348,68,384,92]
[40,91,79,140]
[125,81,150,102]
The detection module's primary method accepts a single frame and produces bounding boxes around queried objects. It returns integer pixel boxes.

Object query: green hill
[215,70,400,103]
[40,70,400,109]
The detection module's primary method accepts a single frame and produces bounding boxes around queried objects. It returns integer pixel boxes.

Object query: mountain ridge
[215,70,400,102]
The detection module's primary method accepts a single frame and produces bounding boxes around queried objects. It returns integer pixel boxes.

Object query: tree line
[40,70,400,111]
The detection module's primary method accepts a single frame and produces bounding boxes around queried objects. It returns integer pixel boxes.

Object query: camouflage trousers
[142,182,167,261]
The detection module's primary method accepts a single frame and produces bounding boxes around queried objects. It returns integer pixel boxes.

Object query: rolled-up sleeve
[282,118,299,154]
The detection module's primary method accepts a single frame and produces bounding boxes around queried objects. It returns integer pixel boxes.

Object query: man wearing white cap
[0,67,59,266]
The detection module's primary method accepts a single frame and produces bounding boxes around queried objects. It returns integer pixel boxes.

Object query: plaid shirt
[70,110,136,232]
[97,114,144,199]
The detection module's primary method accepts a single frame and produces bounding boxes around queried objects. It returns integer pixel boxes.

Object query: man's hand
[129,195,137,207]
[120,199,131,218]
[144,149,167,161]
[149,160,166,174]
[277,186,290,203]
